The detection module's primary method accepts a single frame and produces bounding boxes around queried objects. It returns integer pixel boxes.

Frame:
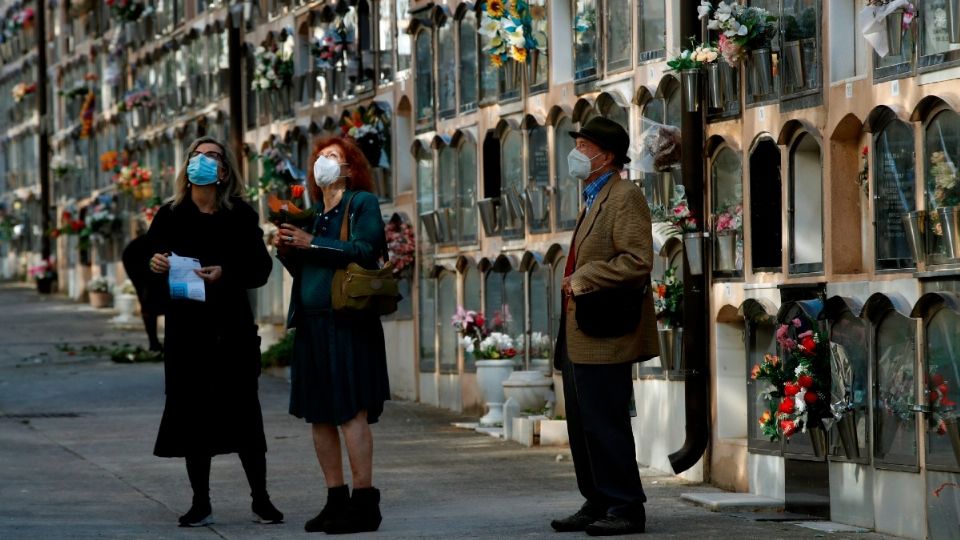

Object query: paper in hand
[168,253,206,302]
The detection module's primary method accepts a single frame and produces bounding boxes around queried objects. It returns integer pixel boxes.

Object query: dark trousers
[559,337,646,520]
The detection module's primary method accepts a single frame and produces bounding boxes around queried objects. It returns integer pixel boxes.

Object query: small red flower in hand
[797,374,814,389]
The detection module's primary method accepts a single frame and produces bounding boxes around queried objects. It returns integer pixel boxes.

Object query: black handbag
[574,285,648,338]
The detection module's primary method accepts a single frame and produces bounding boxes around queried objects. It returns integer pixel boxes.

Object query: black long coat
[146,197,273,457]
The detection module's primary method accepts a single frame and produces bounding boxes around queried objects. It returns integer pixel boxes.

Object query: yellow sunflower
[510,46,527,63]
[490,54,503,67]
[486,0,504,17]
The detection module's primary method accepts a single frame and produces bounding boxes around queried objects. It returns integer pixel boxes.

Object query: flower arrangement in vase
[117,88,155,112]
[666,42,719,72]
[141,195,163,225]
[929,151,960,209]
[926,362,958,437]
[105,0,147,22]
[752,315,832,440]
[478,0,548,68]
[113,164,153,199]
[698,1,778,67]
[56,210,87,237]
[340,104,391,170]
[12,82,36,103]
[28,258,57,281]
[252,42,295,92]
[652,189,699,237]
[652,267,683,329]
[714,203,743,233]
[312,32,346,70]
[385,215,415,279]
[452,307,516,359]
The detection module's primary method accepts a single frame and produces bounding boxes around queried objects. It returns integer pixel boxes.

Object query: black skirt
[289,311,390,425]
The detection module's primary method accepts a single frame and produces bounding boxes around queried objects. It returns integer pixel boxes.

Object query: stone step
[680,492,785,513]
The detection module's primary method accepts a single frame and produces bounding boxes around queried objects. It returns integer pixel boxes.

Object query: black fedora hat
[569,116,631,164]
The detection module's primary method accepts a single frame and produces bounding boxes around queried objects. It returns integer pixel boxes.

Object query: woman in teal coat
[275,136,389,535]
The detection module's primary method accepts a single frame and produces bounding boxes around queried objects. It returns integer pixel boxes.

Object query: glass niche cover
[875,311,919,468]
[926,307,960,470]
[827,313,869,460]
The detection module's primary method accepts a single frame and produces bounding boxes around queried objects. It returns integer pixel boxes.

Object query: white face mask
[313,155,344,187]
[567,148,603,181]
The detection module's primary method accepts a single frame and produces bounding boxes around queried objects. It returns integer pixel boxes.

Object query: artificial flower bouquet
[266,185,315,228]
[929,151,960,209]
[452,307,516,359]
[698,1,778,66]
[652,267,683,329]
[28,258,57,281]
[926,363,958,437]
[714,203,743,233]
[12,82,36,103]
[652,189,698,235]
[666,43,719,72]
[752,315,831,440]
[385,216,416,278]
[516,331,552,359]
[478,0,548,67]
[113,163,152,196]
[117,88,155,112]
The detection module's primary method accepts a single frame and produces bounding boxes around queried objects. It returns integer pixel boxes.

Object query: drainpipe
[668,0,710,475]
[37,0,51,266]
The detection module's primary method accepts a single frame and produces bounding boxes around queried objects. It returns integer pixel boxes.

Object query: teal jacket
[277,190,386,328]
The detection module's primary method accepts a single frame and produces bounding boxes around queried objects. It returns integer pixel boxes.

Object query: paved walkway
[0,282,898,539]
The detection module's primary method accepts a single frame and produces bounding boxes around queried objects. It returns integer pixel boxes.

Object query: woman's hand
[278,223,315,250]
[194,266,223,283]
[150,253,170,274]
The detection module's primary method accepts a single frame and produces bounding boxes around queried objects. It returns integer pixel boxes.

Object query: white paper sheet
[168,253,206,302]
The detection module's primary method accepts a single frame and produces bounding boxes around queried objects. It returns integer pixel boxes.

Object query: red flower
[797,374,814,389]
[804,391,818,404]
[291,185,305,198]
[938,383,949,396]
[778,399,794,414]
[475,313,485,328]
[784,382,800,397]
[780,419,797,437]
[930,390,941,403]
[862,146,868,157]
[932,374,945,386]
[800,336,817,354]
[942,398,958,408]
[70,220,84,232]
[504,348,517,358]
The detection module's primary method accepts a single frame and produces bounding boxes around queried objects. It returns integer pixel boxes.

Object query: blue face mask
[187,154,220,186]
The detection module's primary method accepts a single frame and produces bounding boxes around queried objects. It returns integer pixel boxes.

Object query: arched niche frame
[739,297,781,454]
[827,113,866,275]
[819,296,871,463]
[747,134,782,272]
[910,292,960,473]
[863,292,920,471]
[779,123,824,275]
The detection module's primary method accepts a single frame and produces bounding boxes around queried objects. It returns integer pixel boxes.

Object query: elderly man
[551,116,659,536]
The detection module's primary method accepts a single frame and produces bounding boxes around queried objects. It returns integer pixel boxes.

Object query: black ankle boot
[251,495,283,524]
[304,485,350,533]
[178,499,213,527]
[325,487,382,535]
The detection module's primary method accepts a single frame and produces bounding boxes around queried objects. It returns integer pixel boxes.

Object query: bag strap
[338,192,357,242]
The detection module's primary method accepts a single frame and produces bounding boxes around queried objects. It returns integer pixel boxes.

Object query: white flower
[265,69,276,80]
[255,46,266,56]
[697,1,712,19]
[504,23,526,48]
[794,389,807,414]
[478,16,501,39]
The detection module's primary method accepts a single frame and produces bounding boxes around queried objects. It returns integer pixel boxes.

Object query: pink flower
[792,318,802,328]
[715,213,733,232]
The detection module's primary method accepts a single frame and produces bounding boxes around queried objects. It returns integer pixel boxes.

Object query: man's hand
[562,276,574,298]
[194,266,223,283]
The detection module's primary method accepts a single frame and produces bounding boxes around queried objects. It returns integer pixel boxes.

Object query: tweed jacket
[562,175,659,364]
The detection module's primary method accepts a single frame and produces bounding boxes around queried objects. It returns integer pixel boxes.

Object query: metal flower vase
[783,40,804,89]
[477,198,501,236]
[809,424,829,459]
[419,211,442,244]
[683,232,707,276]
[749,48,773,96]
[681,68,701,113]
[654,167,676,209]
[902,210,927,266]
[949,0,960,43]
[657,327,680,372]
[715,230,738,272]
[887,9,905,56]
[837,412,860,460]
[937,206,960,260]
[945,418,960,468]
[705,63,723,109]
[720,61,737,106]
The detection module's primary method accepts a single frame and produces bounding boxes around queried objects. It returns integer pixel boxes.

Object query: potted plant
[652,267,683,372]
[111,279,140,325]
[453,307,516,426]
[29,258,57,294]
[699,1,778,96]
[87,277,113,308]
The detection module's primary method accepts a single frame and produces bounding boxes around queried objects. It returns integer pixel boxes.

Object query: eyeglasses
[190,151,223,161]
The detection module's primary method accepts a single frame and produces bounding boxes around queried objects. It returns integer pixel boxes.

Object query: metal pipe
[38,0,51,267]
[669,0,710,475]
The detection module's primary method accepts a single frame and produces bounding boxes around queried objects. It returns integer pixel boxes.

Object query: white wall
[748,453,785,500]
[383,319,417,401]
[716,322,747,439]
[632,378,704,482]
[873,469,926,539]
[828,462,875,530]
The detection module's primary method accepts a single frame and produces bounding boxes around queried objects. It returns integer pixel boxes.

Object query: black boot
[252,496,284,524]
[178,498,213,527]
[304,485,350,533]
[324,487,382,535]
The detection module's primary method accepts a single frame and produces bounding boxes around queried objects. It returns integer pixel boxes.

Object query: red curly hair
[308,136,375,201]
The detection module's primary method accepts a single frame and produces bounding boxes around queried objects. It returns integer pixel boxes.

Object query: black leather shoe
[251,496,283,524]
[304,485,349,533]
[178,501,213,527]
[585,515,645,536]
[550,509,603,532]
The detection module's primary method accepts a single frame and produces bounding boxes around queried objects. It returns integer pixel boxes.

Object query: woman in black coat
[274,136,389,534]
[146,137,282,527]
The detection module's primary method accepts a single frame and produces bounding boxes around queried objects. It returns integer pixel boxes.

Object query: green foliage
[262,331,296,368]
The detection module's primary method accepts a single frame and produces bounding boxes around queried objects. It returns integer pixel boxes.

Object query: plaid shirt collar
[582,171,616,212]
